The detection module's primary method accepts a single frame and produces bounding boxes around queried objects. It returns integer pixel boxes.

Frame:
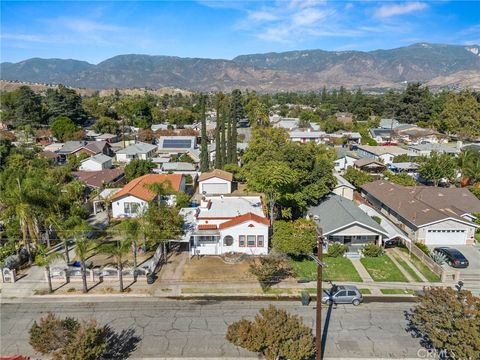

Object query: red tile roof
[199,169,233,182]
[218,212,269,229]
[111,174,184,202]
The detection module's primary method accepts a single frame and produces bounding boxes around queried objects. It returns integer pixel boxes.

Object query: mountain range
[1,43,480,92]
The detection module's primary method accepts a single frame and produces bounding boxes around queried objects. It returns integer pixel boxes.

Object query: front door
[343,236,352,245]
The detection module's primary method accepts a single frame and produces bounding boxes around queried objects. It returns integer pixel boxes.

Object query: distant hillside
[2,43,479,92]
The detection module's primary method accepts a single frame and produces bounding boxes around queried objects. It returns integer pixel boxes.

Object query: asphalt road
[1,298,422,359]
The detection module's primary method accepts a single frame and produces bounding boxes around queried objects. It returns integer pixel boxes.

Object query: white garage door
[202,183,229,194]
[425,230,467,245]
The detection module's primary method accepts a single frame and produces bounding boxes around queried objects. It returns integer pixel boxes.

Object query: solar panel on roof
[162,139,192,149]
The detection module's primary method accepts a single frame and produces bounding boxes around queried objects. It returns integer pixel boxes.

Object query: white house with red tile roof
[185,196,269,256]
[111,174,185,219]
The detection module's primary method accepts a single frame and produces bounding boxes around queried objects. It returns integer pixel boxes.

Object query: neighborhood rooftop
[116,141,157,155]
[361,180,480,227]
[197,196,265,218]
[111,173,184,202]
[308,194,388,236]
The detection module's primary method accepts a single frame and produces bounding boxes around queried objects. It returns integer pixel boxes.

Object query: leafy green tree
[249,255,291,290]
[92,116,119,134]
[272,219,317,255]
[418,152,457,186]
[437,91,480,139]
[51,116,78,141]
[99,238,131,292]
[214,92,225,169]
[124,159,155,181]
[226,305,315,360]
[396,83,432,124]
[343,167,374,188]
[35,244,63,293]
[13,86,43,127]
[408,287,479,360]
[383,171,416,186]
[44,85,88,125]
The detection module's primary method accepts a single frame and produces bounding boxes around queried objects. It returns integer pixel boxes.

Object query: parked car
[433,247,469,268]
[384,238,400,248]
[321,285,363,306]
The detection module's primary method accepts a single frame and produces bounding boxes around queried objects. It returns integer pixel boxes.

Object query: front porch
[190,230,222,256]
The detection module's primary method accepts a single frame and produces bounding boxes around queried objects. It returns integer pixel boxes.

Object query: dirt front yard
[182,256,256,282]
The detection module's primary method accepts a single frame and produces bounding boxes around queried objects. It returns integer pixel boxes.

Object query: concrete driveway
[432,245,480,284]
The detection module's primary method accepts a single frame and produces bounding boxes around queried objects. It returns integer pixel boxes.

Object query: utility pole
[316,229,324,360]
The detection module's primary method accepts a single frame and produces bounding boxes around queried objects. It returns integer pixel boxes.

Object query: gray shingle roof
[82,153,112,164]
[308,194,388,236]
[116,141,157,155]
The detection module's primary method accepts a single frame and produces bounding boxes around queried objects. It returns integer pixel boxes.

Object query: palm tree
[34,244,63,293]
[99,238,132,292]
[119,219,141,278]
[73,221,95,293]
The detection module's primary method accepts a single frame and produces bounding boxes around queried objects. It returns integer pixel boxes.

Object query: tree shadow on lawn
[102,326,141,360]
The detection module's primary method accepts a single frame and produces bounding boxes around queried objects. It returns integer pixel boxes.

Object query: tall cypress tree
[200,94,209,172]
[228,89,243,164]
[214,93,223,169]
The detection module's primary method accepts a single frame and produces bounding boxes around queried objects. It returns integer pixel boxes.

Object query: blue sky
[1,1,479,64]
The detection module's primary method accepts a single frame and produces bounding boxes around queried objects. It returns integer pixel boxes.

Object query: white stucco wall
[199,177,232,194]
[112,195,148,218]
[192,220,269,256]
[79,158,112,171]
[333,186,354,201]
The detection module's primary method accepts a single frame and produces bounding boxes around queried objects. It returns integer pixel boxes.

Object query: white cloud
[248,11,279,22]
[374,2,428,18]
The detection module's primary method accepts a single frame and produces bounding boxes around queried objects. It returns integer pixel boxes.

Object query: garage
[425,229,467,246]
[201,183,229,195]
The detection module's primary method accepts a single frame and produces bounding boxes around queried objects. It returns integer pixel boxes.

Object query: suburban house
[356,145,410,165]
[289,130,325,144]
[335,112,354,125]
[156,136,197,153]
[379,118,403,129]
[332,172,355,201]
[271,117,300,130]
[183,196,269,256]
[388,162,419,176]
[354,158,387,174]
[115,141,157,163]
[361,181,480,245]
[79,154,112,171]
[110,174,186,218]
[39,150,61,165]
[198,169,233,195]
[161,162,197,173]
[94,133,119,143]
[407,143,461,157]
[369,128,395,144]
[73,168,125,189]
[57,140,113,160]
[307,194,389,250]
[334,147,359,172]
[394,126,448,145]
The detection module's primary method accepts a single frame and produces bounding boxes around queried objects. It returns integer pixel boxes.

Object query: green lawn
[398,248,441,282]
[475,232,480,242]
[360,255,408,282]
[391,252,423,282]
[360,288,372,295]
[290,256,362,282]
[380,288,415,295]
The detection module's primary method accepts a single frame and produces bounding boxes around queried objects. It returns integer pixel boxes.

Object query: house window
[247,235,256,247]
[223,235,234,246]
[239,235,245,247]
[124,202,140,215]
[257,235,264,247]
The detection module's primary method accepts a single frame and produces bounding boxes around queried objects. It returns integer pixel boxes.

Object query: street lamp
[308,227,325,360]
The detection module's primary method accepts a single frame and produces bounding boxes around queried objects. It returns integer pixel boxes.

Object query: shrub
[327,242,348,258]
[362,243,385,257]
[53,320,107,360]
[29,313,79,354]
[430,251,447,265]
[226,305,315,360]
[249,255,291,290]
[415,242,430,255]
